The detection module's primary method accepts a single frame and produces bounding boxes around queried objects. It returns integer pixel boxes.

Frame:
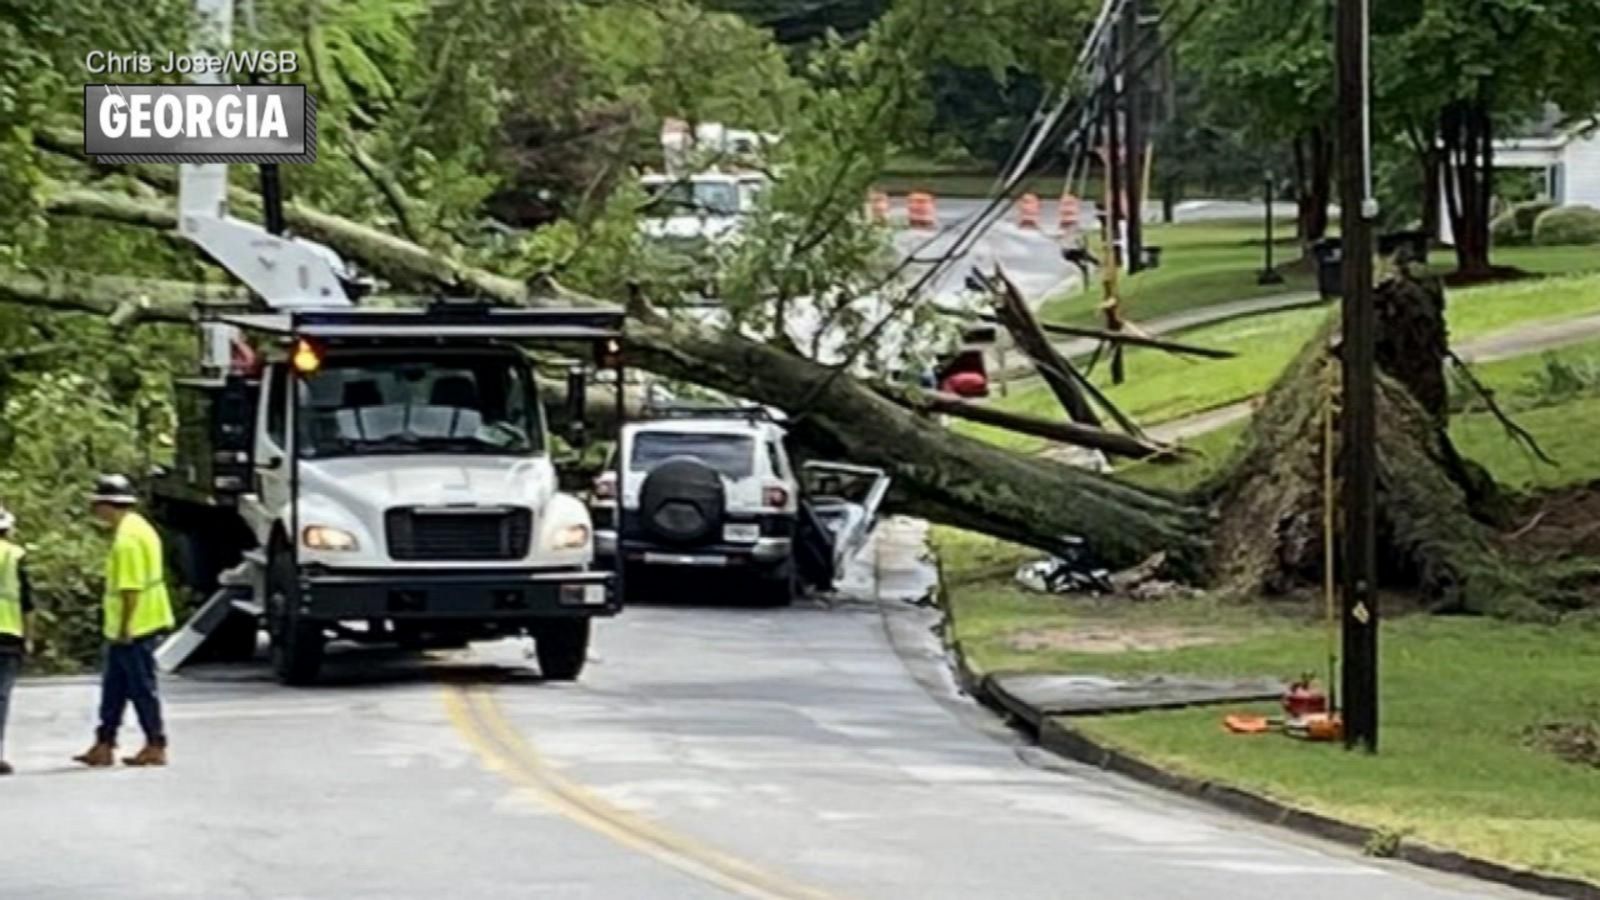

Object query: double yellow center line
[443,686,839,900]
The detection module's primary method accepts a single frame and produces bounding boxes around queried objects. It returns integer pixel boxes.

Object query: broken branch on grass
[1446,350,1556,466]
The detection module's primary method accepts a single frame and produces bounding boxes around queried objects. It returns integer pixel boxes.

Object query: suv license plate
[723,524,761,543]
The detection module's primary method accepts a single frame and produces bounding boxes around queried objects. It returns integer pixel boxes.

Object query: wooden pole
[1337,0,1379,753]
[1122,0,1145,275]
[1102,34,1127,384]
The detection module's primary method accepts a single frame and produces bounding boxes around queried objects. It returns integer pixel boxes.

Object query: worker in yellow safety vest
[73,475,175,769]
[0,505,35,777]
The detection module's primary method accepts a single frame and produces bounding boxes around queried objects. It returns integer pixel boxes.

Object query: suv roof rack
[639,404,782,423]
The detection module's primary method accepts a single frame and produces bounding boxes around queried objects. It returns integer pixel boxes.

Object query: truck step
[155,584,255,673]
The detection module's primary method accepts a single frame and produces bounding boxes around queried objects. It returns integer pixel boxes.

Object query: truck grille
[385,507,532,561]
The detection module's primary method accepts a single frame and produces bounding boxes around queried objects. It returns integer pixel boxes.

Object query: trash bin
[1312,238,1343,299]
[1141,246,1163,269]
[1379,229,1430,264]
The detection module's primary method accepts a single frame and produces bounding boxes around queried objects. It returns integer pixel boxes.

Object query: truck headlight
[303,525,359,552]
[549,523,591,551]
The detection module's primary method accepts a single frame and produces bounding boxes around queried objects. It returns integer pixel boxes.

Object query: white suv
[591,410,887,605]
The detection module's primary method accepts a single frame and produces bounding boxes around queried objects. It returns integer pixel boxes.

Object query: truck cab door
[241,363,293,541]
[797,462,891,589]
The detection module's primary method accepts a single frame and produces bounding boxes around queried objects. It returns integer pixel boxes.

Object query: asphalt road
[0,525,1510,899]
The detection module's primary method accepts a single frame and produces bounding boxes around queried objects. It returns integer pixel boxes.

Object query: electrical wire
[791,0,1207,419]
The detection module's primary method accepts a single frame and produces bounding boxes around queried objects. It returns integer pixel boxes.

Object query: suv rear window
[632,432,755,479]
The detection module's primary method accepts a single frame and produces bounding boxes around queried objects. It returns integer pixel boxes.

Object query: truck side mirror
[565,366,588,449]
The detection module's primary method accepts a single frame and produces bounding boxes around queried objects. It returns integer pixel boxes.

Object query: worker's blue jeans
[0,652,19,758]
[97,637,165,746]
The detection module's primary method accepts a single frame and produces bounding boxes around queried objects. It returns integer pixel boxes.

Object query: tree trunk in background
[1440,98,1496,276]
[1420,146,1443,242]
[1292,129,1333,247]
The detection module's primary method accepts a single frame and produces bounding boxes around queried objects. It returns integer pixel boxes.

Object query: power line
[790,0,1205,419]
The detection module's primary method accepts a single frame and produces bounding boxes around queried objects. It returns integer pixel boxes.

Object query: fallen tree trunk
[2,257,1210,573]
[0,266,247,325]
[891,388,1165,460]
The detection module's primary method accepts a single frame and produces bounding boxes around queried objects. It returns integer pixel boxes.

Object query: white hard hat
[88,474,140,506]
[0,507,14,532]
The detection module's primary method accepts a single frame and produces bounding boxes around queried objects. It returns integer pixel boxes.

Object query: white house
[1439,116,1600,244]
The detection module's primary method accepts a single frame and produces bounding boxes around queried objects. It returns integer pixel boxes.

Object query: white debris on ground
[1014,547,1199,601]
[832,516,940,605]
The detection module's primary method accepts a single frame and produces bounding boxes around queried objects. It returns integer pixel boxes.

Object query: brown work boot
[73,742,116,768]
[0,761,13,776]
[122,741,167,768]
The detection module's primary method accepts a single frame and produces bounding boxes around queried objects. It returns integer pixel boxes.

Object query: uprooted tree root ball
[1200,274,1590,620]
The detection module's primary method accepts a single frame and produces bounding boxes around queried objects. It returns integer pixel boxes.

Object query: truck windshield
[645,180,741,217]
[297,354,542,459]
[631,432,754,479]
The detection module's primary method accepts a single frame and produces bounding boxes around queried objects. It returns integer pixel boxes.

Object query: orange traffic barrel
[1018,193,1041,229]
[1058,193,1082,233]
[868,190,891,224]
[906,191,938,230]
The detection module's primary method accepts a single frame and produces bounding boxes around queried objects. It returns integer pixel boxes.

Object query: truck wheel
[268,550,325,685]
[534,619,590,681]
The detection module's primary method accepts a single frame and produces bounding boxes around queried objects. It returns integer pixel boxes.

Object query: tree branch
[885,387,1167,460]
[0,268,247,325]
[1446,350,1555,466]
[305,23,423,244]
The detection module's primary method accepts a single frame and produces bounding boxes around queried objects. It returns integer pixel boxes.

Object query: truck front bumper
[297,567,619,621]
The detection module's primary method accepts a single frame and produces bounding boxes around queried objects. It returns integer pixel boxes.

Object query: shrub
[1533,205,1600,246]
[1512,199,1557,234]
[0,321,187,671]
[1490,210,1525,246]
[1516,353,1600,408]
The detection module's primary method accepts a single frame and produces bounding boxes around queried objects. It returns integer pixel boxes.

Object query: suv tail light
[593,473,617,501]
[763,485,789,509]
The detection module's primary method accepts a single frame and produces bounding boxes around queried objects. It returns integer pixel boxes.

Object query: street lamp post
[1257,172,1284,286]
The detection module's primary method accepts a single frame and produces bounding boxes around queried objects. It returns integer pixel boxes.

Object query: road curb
[946,641,1600,900]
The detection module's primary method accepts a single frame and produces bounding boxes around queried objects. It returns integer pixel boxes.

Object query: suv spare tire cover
[639,458,726,545]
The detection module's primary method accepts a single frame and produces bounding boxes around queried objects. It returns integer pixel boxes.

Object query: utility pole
[1121,0,1145,274]
[1104,40,1124,274]
[1336,0,1379,753]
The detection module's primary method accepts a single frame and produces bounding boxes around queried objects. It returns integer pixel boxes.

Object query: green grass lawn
[1110,339,1600,495]
[1477,244,1600,278]
[1039,220,1312,327]
[1038,222,1600,329]
[936,525,1600,883]
[936,265,1600,886]
[969,272,1600,454]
